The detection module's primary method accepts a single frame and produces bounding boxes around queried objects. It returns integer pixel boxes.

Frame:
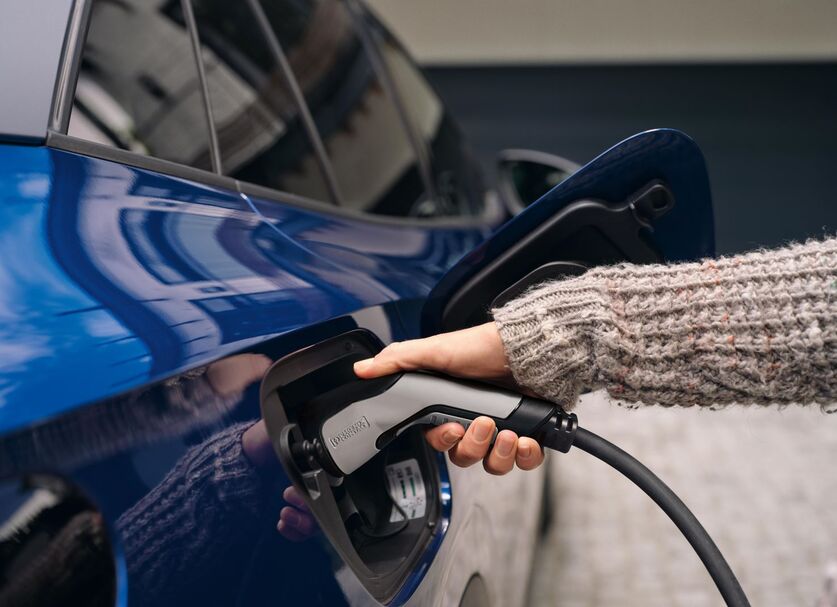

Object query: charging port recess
[260,329,447,604]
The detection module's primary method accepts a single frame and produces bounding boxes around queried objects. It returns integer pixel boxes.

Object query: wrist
[241,420,278,470]
[492,278,605,408]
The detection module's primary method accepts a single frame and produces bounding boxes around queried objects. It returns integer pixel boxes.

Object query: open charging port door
[421,129,714,335]
[260,330,445,604]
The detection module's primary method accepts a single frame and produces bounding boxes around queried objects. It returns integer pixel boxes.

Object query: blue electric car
[0,1,714,605]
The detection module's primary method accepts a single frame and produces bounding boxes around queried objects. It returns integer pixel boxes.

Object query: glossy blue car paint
[0,144,482,604]
[0,144,489,434]
[0,142,492,606]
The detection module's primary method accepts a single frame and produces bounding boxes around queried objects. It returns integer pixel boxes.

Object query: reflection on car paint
[0,316,411,606]
[0,474,117,607]
[0,350,329,606]
[0,142,485,605]
[0,356,264,477]
[0,145,487,434]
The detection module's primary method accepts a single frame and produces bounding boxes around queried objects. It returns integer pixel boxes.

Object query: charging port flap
[260,330,445,604]
[421,129,714,335]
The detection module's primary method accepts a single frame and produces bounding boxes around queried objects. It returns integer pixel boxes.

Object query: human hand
[239,423,317,541]
[353,323,544,474]
[353,322,511,384]
[277,486,318,541]
[206,353,271,398]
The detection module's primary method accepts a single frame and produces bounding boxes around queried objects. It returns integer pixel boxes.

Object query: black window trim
[50,0,92,134]
[238,176,505,228]
[46,0,502,229]
[47,131,504,228]
[180,0,222,174]
[47,130,238,191]
[244,0,343,206]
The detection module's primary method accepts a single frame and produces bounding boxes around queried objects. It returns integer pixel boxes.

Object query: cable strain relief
[542,408,578,453]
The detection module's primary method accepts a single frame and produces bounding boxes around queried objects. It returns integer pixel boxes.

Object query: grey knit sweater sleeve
[117,421,276,605]
[493,238,837,410]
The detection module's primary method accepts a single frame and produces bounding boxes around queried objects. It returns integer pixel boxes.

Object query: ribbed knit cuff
[492,273,610,409]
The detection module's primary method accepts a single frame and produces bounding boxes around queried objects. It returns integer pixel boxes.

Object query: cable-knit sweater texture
[116,421,276,605]
[493,238,837,410]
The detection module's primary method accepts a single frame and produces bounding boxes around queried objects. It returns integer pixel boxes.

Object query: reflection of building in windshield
[66,0,482,218]
[192,0,332,201]
[271,0,430,216]
[369,22,487,218]
[68,0,213,170]
[376,40,443,156]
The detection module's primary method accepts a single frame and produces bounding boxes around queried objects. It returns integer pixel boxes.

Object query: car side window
[364,18,487,218]
[189,0,334,203]
[258,0,434,217]
[67,0,213,171]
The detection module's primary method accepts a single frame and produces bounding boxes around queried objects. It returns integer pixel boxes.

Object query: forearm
[117,421,275,604]
[493,237,837,409]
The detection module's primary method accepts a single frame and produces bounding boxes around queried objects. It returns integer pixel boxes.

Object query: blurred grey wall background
[368,1,837,254]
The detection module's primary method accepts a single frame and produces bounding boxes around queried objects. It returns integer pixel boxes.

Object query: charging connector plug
[540,408,579,453]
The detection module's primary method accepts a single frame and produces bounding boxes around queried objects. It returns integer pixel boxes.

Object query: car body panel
[0,144,491,435]
[0,1,545,604]
[0,141,529,607]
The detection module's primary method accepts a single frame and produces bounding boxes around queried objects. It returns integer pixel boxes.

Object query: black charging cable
[553,422,751,607]
[285,368,751,606]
